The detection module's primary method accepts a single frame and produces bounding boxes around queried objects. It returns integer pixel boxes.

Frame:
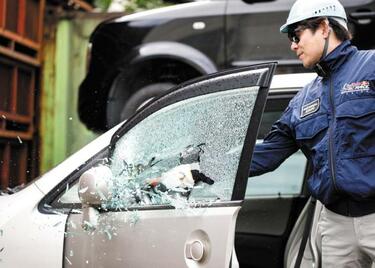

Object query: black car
[79,0,375,131]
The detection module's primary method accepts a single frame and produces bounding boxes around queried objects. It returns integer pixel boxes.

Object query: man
[250,0,375,266]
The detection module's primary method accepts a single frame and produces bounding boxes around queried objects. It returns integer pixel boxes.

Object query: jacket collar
[314,40,356,78]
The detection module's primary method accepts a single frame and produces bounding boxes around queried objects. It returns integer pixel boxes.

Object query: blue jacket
[250,41,375,216]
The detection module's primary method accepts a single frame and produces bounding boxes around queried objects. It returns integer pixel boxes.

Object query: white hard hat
[280,0,348,33]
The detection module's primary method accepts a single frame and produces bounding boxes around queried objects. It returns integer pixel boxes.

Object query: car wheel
[120,82,176,121]
[106,81,176,128]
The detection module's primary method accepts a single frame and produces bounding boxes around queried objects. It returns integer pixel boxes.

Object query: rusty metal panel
[18,0,26,36]
[0,61,12,111]
[0,0,45,189]
[0,141,10,189]
[0,0,5,28]
[0,0,44,189]
[0,0,45,64]
[0,139,31,189]
[5,0,18,33]
[25,0,41,41]
[17,68,34,116]
[0,57,35,119]
[0,54,37,190]
[9,141,28,186]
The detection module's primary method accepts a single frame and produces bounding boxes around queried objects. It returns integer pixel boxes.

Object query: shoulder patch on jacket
[301,98,320,118]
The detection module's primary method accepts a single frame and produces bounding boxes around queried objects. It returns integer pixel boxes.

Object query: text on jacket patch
[301,98,320,118]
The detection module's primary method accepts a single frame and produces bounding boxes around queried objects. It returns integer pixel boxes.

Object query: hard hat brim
[280,23,289,33]
[280,15,348,34]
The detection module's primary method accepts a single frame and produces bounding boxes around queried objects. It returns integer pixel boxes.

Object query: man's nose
[290,41,298,51]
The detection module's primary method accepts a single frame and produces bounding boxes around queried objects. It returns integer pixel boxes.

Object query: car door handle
[185,240,205,261]
[350,11,375,24]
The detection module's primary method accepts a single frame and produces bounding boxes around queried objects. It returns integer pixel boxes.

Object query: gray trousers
[318,207,375,267]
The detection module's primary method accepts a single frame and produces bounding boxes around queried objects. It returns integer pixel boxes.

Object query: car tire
[106,81,176,128]
[120,82,176,120]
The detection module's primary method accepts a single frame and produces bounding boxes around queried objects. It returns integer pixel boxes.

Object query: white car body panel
[65,206,240,268]
[0,126,120,267]
[0,184,66,267]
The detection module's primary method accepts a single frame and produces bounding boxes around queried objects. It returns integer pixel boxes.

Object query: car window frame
[110,64,275,203]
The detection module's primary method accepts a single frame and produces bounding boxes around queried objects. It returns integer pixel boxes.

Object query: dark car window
[226,0,296,67]
[246,96,306,197]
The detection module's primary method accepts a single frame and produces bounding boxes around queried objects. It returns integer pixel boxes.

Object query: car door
[62,63,276,268]
[235,91,310,268]
[225,0,297,72]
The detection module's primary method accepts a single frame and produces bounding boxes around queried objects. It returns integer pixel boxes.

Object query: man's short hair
[289,17,352,42]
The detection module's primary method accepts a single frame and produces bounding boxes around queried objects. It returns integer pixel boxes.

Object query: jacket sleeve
[249,104,298,177]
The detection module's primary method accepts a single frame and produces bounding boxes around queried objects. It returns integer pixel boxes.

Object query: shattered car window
[105,87,260,208]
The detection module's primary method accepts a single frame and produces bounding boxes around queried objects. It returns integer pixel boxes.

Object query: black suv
[79,0,375,131]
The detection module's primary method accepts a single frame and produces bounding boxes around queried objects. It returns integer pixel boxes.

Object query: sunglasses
[288,33,300,44]
[287,26,306,44]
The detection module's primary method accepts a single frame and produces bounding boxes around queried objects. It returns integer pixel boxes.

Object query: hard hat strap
[314,30,331,78]
[321,30,331,60]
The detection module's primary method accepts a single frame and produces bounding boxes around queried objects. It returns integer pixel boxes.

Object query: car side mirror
[78,165,113,205]
[78,165,113,231]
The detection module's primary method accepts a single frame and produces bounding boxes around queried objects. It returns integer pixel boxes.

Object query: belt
[325,199,375,217]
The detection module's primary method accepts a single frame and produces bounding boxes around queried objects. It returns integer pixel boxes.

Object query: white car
[0,64,320,268]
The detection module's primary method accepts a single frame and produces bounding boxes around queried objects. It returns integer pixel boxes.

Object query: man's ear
[321,19,331,39]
